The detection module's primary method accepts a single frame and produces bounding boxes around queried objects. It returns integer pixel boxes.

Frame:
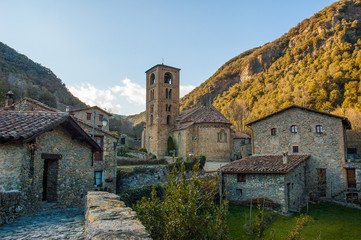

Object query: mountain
[0,42,86,110]
[180,0,361,131]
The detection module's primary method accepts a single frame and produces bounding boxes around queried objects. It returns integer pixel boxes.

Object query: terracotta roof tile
[221,154,310,174]
[234,131,251,139]
[0,111,101,151]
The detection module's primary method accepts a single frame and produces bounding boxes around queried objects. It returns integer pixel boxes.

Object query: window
[94,170,103,187]
[293,146,299,153]
[86,113,91,120]
[150,73,155,85]
[347,168,356,188]
[217,129,227,143]
[150,105,154,114]
[164,72,173,84]
[99,114,103,122]
[166,115,171,125]
[237,173,246,182]
[166,104,171,112]
[271,128,277,136]
[168,105,171,112]
[316,125,323,134]
[150,90,154,100]
[237,189,243,197]
[291,125,298,133]
[94,136,104,161]
[121,137,126,145]
[166,88,168,99]
[169,89,172,99]
[150,115,153,125]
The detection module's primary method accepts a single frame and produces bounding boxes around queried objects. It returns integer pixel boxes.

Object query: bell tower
[145,64,180,157]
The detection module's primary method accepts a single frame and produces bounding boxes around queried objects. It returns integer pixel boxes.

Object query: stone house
[0,111,101,218]
[143,64,233,162]
[70,106,112,132]
[233,131,252,160]
[222,154,310,213]
[1,95,60,112]
[73,117,118,192]
[221,105,359,212]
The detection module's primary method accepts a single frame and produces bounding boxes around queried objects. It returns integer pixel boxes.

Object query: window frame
[292,145,299,153]
[94,170,104,187]
[316,125,323,134]
[271,128,277,136]
[290,125,298,133]
[86,112,91,120]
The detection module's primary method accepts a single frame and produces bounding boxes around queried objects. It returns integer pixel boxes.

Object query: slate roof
[70,106,112,117]
[220,154,310,174]
[1,97,60,112]
[0,111,101,151]
[73,117,119,139]
[234,131,251,139]
[173,105,231,131]
[246,104,351,129]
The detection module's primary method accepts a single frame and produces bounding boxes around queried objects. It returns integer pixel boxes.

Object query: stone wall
[85,191,150,240]
[251,107,348,198]
[118,166,169,192]
[233,138,252,160]
[0,191,23,226]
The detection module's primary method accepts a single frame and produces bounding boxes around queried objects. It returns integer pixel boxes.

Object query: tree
[134,162,229,240]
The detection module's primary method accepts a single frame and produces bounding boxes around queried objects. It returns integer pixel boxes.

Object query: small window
[291,125,297,133]
[168,105,171,112]
[164,72,173,84]
[169,89,172,99]
[237,173,246,182]
[150,105,154,114]
[166,115,171,125]
[218,129,227,143]
[166,88,168,99]
[87,113,91,120]
[150,73,155,85]
[271,128,277,136]
[316,125,323,134]
[293,146,299,153]
[237,189,243,197]
[150,115,153,125]
[99,114,104,122]
[150,90,154,100]
[121,137,126,145]
[94,170,103,187]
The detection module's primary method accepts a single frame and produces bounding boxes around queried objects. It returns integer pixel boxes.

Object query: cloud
[180,85,196,97]
[110,78,146,106]
[69,83,120,113]
[69,80,196,115]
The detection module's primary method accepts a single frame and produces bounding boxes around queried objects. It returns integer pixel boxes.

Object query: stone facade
[233,132,252,160]
[71,106,112,132]
[1,97,59,112]
[85,191,150,240]
[75,121,118,193]
[249,106,354,198]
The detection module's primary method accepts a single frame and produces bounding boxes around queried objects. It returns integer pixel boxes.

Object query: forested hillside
[0,42,86,110]
[181,0,361,131]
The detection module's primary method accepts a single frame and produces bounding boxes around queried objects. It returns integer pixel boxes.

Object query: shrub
[119,185,164,207]
[138,147,147,153]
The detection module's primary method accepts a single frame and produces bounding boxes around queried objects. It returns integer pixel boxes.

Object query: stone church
[142,64,233,162]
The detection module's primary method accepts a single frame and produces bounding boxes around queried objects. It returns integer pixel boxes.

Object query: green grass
[227,202,361,240]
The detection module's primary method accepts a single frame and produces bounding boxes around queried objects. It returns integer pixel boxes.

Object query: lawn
[227,202,361,240]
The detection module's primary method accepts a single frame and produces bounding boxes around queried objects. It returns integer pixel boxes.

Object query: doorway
[347,168,356,188]
[43,159,59,202]
[317,168,327,197]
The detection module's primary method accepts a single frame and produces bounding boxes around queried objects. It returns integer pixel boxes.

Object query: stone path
[0,208,84,240]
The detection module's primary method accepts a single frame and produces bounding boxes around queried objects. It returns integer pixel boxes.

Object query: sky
[0,0,336,115]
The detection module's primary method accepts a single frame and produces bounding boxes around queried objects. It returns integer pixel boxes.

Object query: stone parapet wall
[0,191,23,225]
[85,191,150,240]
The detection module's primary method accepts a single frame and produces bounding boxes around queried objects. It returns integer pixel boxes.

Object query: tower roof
[145,64,181,73]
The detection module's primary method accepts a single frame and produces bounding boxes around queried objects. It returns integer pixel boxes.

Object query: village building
[222,105,359,213]
[70,106,118,192]
[143,64,233,162]
[1,92,60,112]
[0,111,101,219]
[232,131,252,160]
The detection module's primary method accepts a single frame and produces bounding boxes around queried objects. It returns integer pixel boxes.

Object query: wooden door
[94,136,104,161]
[317,168,326,197]
[347,169,356,188]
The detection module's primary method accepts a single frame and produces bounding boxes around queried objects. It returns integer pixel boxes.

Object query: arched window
[150,90,154,100]
[164,72,173,84]
[166,115,171,125]
[166,88,168,99]
[169,89,172,99]
[150,73,155,85]
[217,129,227,143]
[168,104,171,112]
[150,115,153,125]
[165,104,168,112]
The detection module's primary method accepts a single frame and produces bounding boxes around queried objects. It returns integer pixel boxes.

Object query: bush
[119,185,164,207]
[138,147,147,153]
[168,155,206,172]
[117,146,132,157]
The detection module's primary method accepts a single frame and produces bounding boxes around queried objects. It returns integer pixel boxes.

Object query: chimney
[282,151,288,164]
[5,90,14,107]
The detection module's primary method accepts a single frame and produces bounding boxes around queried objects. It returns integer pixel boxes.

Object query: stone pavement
[0,208,84,240]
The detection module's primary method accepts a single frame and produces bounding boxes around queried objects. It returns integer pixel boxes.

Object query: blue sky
[0,0,336,115]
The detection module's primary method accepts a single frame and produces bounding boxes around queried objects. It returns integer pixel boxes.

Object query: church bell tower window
[164,72,173,84]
